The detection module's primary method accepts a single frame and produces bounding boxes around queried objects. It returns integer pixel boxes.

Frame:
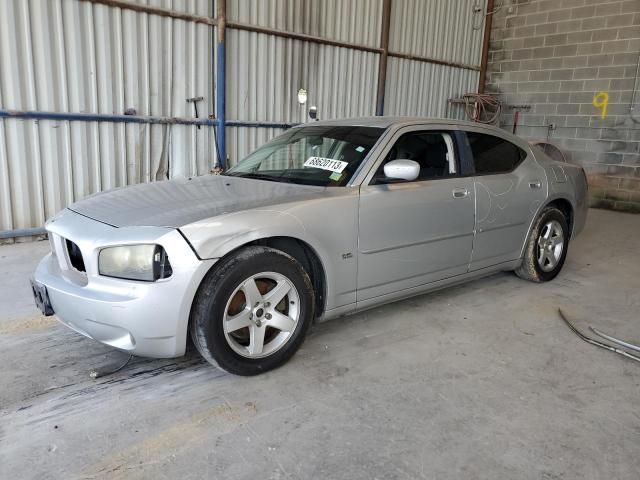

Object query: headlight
[99,244,173,281]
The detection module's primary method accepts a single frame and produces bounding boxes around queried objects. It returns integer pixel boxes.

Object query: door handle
[529,180,542,189]
[452,188,469,198]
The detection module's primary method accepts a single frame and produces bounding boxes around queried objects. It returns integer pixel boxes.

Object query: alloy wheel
[222,272,300,358]
[536,220,564,272]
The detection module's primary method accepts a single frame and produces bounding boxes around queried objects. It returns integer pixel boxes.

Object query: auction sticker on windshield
[303,157,348,173]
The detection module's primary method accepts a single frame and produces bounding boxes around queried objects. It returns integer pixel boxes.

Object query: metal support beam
[0,228,46,240]
[0,110,219,126]
[229,21,480,72]
[375,0,392,116]
[78,0,217,27]
[216,0,227,169]
[388,52,480,72]
[0,110,295,129]
[478,0,495,93]
[226,21,383,55]
[79,0,482,73]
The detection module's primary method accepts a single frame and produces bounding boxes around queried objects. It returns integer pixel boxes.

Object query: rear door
[357,127,475,301]
[463,130,547,270]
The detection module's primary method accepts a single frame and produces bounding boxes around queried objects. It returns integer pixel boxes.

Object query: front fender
[179,191,360,311]
[181,209,308,259]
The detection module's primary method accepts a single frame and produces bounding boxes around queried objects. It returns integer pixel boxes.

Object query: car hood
[68,175,326,228]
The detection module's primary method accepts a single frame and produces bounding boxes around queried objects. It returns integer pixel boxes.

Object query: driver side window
[373,131,457,184]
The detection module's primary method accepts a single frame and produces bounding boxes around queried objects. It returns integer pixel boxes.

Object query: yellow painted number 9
[592,91,609,119]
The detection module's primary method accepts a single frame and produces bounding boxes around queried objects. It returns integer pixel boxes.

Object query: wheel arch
[193,236,328,320]
[519,195,575,260]
[546,197,574,237]
[253,237,327,318]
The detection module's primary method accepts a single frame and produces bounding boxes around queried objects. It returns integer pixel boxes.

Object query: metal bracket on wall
[472,2,484,30]
[186,97,204,129]
[546,123,557,141]
[505,104,532,135]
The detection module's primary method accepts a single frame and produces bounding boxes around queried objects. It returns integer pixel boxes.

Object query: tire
[190,246,315,375]
[516,206,569,283]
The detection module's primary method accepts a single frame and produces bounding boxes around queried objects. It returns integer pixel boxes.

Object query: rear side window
[466,132,526,175]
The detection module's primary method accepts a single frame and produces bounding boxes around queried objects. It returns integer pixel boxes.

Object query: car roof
[294,116,495,130]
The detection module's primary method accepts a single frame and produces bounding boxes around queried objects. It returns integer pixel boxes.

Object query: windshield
[224,125,384,186]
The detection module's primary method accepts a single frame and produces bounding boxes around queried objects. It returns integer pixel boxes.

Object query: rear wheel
[190,246,315,375]
[516,206,569,282]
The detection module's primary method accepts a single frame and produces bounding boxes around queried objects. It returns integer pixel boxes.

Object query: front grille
[65,239,86,272]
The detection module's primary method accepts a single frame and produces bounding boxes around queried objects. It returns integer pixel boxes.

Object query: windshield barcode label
[303,157,348,173]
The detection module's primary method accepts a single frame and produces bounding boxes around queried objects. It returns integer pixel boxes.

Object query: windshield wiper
[225,172,295,183]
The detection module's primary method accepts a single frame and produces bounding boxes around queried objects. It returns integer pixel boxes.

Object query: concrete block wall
[486,0,640,212]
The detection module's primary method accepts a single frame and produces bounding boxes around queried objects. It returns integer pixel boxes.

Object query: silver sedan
[32,117,588,375]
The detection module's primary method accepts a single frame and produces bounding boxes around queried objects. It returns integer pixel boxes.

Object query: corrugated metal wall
[0,0,215,233]
[384,0,484,118]
[1,0,487,234]
[388,0,485,67]
[227,0,382,48]
[225,27,379,164]
[224,0,382,165]
[384,60,480,118]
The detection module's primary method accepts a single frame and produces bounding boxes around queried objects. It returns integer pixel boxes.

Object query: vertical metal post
[375,0,392,116]
[216,0,227,169]
[478,0,494,94]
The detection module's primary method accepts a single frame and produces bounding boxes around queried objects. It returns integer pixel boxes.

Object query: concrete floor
[1,208,639,479]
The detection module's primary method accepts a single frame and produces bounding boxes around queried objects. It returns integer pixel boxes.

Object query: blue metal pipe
[0,109,295,129]
[215,0,227,169]
[0,109,219,126]
[0,227,46,239]
[216,40,226,169]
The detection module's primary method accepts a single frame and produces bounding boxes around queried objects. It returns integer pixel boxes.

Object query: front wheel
[516,206,569,282]
[190,246,315,375]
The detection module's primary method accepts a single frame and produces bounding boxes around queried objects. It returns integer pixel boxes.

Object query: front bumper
[33,209,216,358]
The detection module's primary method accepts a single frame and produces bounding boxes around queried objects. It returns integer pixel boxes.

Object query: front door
[357,129,476,301]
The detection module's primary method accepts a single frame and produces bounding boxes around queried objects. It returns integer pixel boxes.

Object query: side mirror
[383,159,420,181]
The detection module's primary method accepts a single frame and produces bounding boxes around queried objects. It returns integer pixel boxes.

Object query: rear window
[466,132,526,175]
